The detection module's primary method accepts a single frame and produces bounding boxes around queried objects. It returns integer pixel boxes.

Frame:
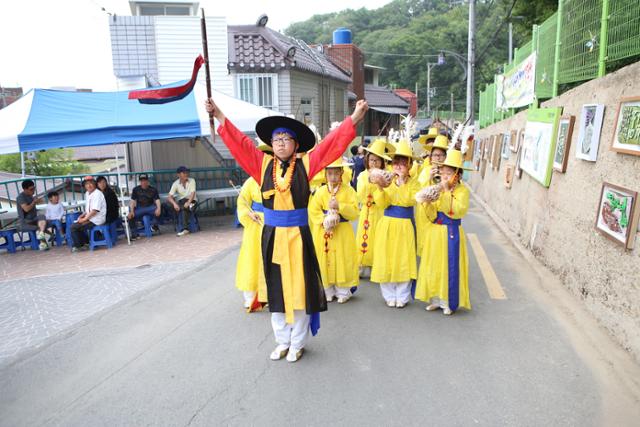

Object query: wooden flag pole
[200,8,215,143]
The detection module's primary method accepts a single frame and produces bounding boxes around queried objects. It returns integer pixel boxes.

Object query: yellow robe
[235,178,266,296]
[370,176,420,283]
[416,160,434,256]
[415,183,471,310]
[355,169,385,268]
[309,183,359,288]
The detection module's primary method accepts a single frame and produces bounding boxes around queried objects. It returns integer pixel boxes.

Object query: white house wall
[154,16,232,96]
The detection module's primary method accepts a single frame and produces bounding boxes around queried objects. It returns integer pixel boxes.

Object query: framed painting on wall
[492,135,503,171]
[510,130,518,152]
[515,142,524,179]
[595,182,640,249]
[504,164,514,189]
[501,133,511,160]
[521,107,562,187]
[553,115,575,173]
[611,97,640,156]
[575,104,605,161]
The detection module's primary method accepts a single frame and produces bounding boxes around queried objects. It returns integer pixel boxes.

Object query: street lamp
[507,15,526,64]
[426,61,440,118]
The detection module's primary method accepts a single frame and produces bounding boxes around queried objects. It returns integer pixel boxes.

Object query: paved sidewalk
[0,216,242,366]
[0,216,241,281]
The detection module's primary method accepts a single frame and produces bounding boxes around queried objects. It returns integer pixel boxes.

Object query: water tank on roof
[333,28,352,45]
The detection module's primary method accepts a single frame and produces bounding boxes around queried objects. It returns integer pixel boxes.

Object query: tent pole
[114,143,131,245]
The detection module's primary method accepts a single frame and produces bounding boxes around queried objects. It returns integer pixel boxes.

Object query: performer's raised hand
[350,99,369,125]
[204,98,226,124]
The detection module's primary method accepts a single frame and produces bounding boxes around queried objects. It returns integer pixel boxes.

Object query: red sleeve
[307,116,356,180]
[217,119,265,184]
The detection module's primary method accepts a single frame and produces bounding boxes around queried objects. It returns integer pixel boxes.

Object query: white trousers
[243,291,256,306]
[380,281,412,304]
[359,266,372,278]
[271,310,310,350]
[428,297,450,309]
[325,285,352,300]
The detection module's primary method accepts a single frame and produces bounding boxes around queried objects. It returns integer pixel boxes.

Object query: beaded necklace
[323,181,341,253]
[272,157,296,192]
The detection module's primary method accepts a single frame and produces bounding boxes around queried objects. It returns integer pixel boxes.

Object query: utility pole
[466,0,475,123]
[508,21,513,64]
[427,62,437,118]
[450,92,454,128]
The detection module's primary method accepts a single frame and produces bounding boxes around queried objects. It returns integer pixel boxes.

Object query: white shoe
[337,296,350,304]
[443,307,453,316]
[269,345,289,361]
[396,301,406,309]
[386,300,396,308]
[426,303,440,311]
[243,301,251,309]
[176,230,190,237]
[286,347,304,363]
[326,295,334,303]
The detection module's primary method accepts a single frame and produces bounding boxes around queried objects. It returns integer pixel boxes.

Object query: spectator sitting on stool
[127,174,161,239]
[16,179,47,249]
[165,166,197,236]
[70,176,106,252]
[96,176,120,225]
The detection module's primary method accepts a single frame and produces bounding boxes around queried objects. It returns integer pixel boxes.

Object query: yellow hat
[433,148,474,171]
[418,127,439,146]
[363,138,394,161]
[431,135,450,151]
[257,139,273,153]
[391,140,418,160]
[326,158,352,169]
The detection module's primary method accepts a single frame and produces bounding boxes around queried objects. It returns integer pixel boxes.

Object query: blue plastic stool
[0,229,17,254]
[49,220,65,247]
[16,230,39,251]
[89,225,114,251]
[65,212,81,248]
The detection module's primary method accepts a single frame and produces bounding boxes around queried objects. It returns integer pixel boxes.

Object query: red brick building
[393,89,418,117]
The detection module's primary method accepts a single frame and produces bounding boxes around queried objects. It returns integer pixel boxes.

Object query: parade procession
[209,91,476,362]
[2,0,640,425]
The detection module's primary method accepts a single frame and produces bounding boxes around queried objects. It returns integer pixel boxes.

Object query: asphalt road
[1,200,639,426]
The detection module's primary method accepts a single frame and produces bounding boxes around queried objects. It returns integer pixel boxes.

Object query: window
[300,98,313,124]
[236,74,278,110]
[139,4,192,16]
[334,88,344,119]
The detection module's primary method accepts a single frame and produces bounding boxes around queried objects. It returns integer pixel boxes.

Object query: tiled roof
[227,25,351,83]
[364,84,410,108]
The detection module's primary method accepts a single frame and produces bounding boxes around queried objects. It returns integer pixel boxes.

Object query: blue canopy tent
[0,81,282,243]
[0,81,282,154]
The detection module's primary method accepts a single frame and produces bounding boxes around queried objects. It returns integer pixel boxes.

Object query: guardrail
[0,167,248,213]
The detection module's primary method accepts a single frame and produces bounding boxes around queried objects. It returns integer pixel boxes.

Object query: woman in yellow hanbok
[235,176,266,309]
[355,139,394,278]
[415,149,473,315]
[416,134,450,255]
[309,159,360,303]
[370,140,420,308]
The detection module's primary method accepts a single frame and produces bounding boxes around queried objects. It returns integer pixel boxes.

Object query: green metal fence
[478,0,640,129]
[535,12,558,99]
[607,0,640,62]
[557,0,603,84]
[0,167,247,211]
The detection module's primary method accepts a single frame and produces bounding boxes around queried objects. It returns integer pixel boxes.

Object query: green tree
[0,149,89,176]
[285,0,556,115]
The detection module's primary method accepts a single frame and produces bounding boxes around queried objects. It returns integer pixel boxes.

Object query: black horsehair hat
[255,116,316,153]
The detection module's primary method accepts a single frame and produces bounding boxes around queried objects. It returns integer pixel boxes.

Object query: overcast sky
[0,0,392,91]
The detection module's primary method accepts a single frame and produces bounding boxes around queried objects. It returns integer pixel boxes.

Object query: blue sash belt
[251,201,264,212]
[323,210,349,223]
[434,212,462,311]
[384,205,413,219]
[263,207,308,227]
